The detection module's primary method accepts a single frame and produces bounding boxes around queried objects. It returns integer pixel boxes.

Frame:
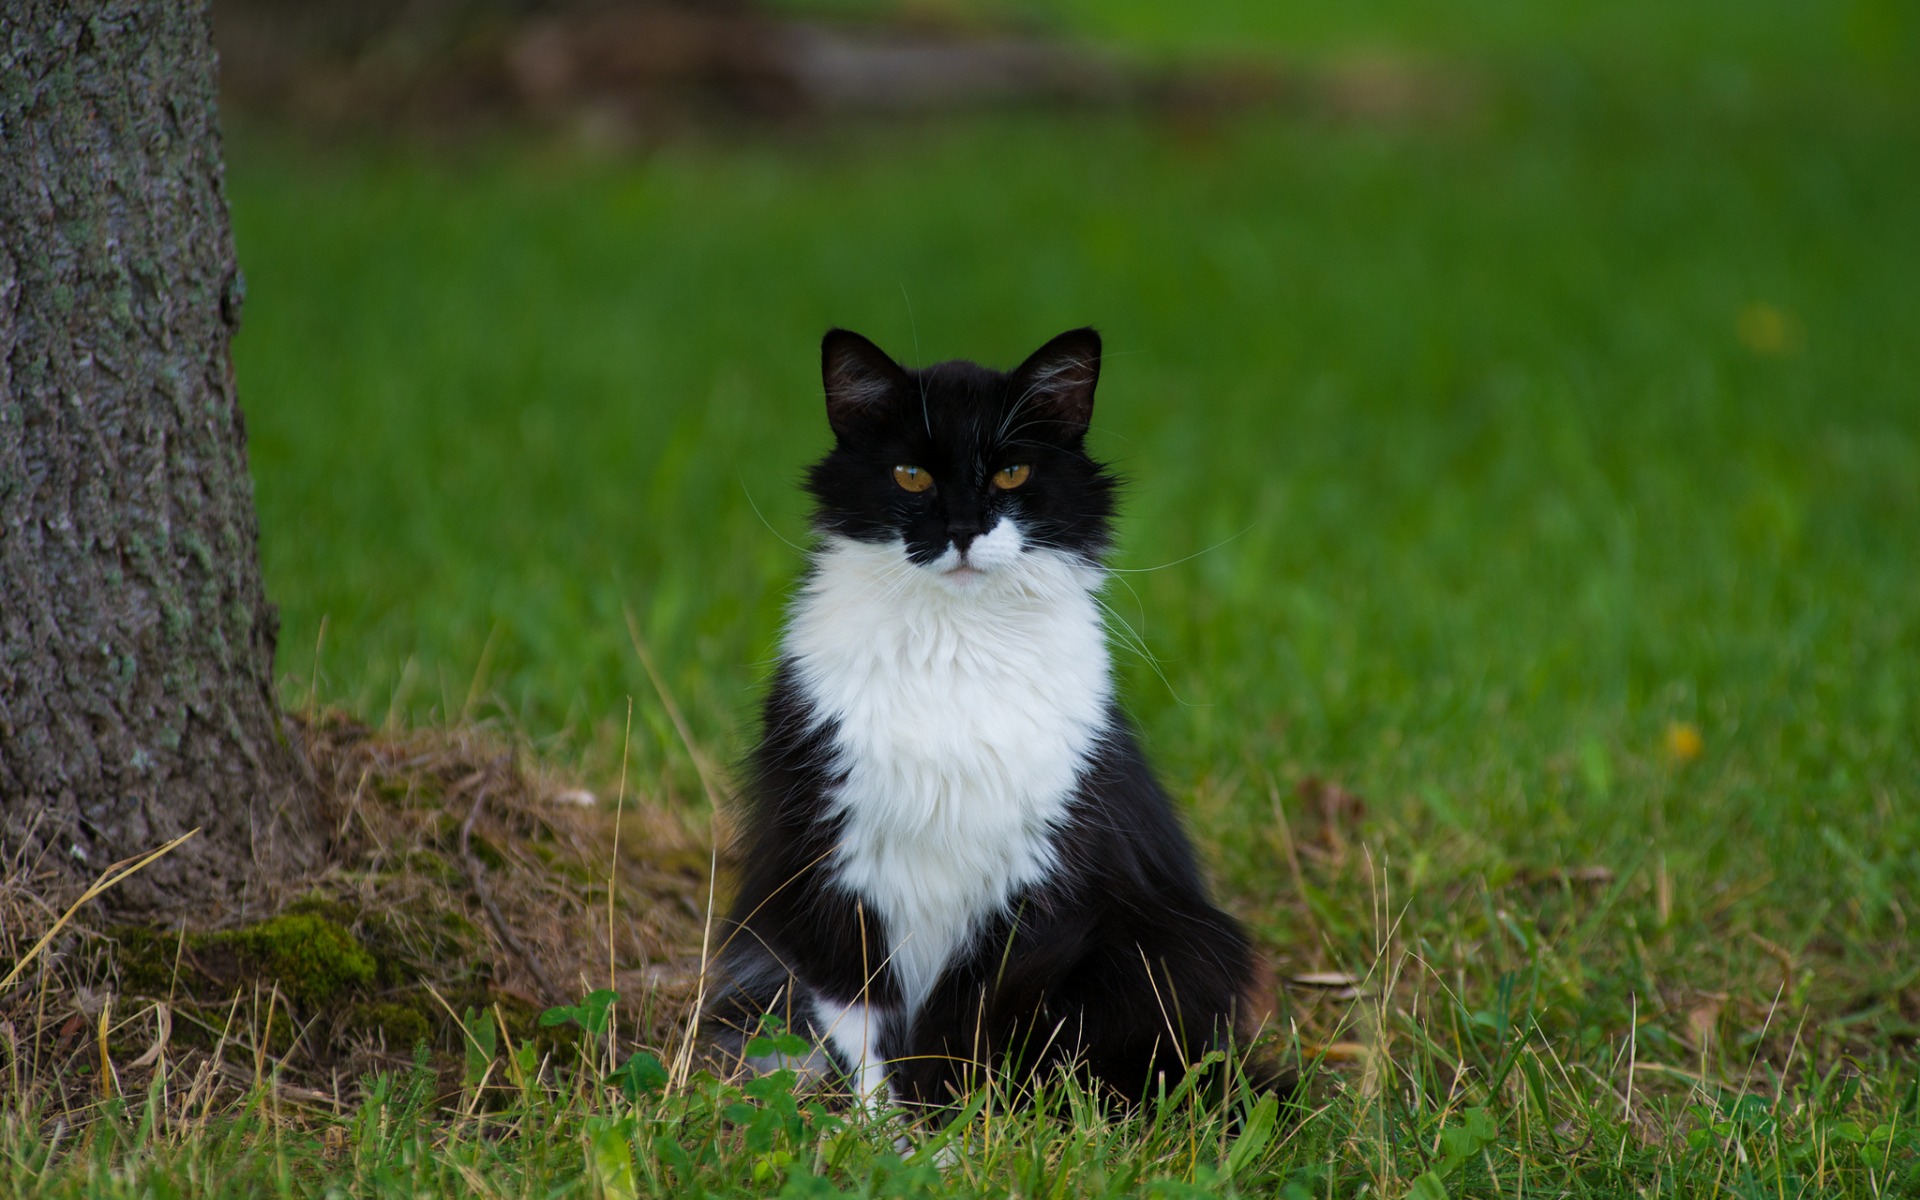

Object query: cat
[705,327,1285,1112]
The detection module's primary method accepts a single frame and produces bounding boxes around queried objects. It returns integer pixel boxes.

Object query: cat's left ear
[1010,327,1101,433]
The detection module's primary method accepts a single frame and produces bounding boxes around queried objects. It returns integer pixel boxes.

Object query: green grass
[5,1010,1918,1197]
[13,0,1920,1193]
[787,0,1917,67]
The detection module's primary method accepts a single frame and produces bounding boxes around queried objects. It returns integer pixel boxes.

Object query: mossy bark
[0,1,317,915]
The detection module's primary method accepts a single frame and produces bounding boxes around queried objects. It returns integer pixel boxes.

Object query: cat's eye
[893,465,934,493]
[993,463,1032,490]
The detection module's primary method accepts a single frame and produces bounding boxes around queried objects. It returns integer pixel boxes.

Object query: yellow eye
[893,465,933,493]
[993,463,1031,490]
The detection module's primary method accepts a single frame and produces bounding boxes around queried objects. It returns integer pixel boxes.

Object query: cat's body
[708,329,1277,1109]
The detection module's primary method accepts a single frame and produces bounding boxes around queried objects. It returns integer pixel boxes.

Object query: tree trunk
[1,0,317,917]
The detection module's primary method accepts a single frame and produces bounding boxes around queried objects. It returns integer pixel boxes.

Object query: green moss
[109,924,184,995]
[397,849,461,883]
[421,909,482,953]
[376,777,437,806]
[550,859,593,884]
[281,891,359,927]
[207,913,375,1008]
[260,1006,298,1057]
[179,528,214,572]
[346,1001,433,1051]
[465,833,507,872]
[356,905,483,987]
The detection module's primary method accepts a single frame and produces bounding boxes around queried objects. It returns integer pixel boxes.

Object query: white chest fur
[787,531,1112,1020]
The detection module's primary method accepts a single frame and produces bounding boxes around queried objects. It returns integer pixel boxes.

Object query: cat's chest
[785,538,1112,1012]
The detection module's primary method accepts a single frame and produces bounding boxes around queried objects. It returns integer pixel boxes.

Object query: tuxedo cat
[707,328,1281,1110]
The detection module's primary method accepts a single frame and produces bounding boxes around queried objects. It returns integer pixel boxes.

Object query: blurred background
[226,0,1917,913]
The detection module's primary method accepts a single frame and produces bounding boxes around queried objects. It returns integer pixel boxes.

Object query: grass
[3,968,1916,1197]
[790,0,1918,72]
[8,0,1919,1193]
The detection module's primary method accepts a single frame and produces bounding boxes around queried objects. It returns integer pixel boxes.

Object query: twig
[609,698,632,1023]
[213,1060,342,1108]
[457,761,561,1006]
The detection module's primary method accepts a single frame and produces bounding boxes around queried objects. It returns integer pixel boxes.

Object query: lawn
[12,0,1920,1193]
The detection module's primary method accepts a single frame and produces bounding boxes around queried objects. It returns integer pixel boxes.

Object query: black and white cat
[707,328,1280,1110]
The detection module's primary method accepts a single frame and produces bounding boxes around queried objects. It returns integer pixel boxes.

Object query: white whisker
[1104,523,1256,574]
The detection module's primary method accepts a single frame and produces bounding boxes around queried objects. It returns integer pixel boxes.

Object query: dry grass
[0,710,718,1122]
[4,732,1914,1195]
[300,711,712,1012]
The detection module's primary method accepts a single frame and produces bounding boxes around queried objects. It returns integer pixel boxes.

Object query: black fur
[706,329,1288,1110]
[808,327,1117,565]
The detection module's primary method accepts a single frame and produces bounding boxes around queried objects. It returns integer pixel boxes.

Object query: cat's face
[805,328,1117,593]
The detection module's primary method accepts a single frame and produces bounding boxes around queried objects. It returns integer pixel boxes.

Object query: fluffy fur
[707,328,1282,1111]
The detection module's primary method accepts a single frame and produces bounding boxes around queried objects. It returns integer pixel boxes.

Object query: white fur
[787,521,1111,1046]
[813,996,890,1106]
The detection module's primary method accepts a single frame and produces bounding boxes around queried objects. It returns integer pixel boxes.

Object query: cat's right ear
[822,329,908,438]
[1010,327,1101,434]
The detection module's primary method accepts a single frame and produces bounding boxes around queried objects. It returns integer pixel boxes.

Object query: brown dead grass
[301,711,713,1013]
[0,710,718,1118]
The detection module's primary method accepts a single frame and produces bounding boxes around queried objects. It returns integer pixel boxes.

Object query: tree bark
[1,0,317,916]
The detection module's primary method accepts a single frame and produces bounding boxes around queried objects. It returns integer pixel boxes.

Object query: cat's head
[805,328,1118,593]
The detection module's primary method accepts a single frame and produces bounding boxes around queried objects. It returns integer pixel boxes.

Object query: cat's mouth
[926,521,1022,590]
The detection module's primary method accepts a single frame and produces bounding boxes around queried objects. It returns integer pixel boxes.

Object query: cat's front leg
[891,908,1095,1112]
[808,991,899,1107]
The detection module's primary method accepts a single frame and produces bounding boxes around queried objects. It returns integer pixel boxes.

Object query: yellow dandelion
[1737,302,1801,356]
[1665,721,1704,764]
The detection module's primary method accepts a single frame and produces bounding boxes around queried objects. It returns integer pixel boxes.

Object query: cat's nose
[947,523,982,555]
